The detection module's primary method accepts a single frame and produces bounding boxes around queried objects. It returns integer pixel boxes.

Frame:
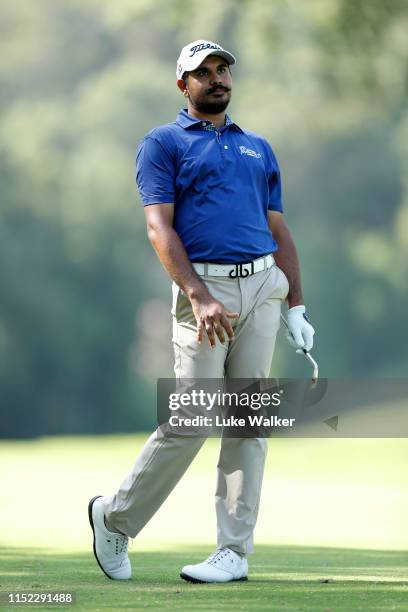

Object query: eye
[197,70,207,77]
[218,66,227,73]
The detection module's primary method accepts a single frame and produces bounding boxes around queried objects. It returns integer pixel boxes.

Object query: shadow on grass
[0,545,407,610]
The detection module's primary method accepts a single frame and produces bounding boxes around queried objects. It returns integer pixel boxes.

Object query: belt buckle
[228,261,255,278]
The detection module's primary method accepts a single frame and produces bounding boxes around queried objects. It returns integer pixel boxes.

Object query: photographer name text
[168,415,295,428]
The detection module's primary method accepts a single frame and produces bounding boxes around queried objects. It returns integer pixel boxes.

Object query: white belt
[193,254,275,278]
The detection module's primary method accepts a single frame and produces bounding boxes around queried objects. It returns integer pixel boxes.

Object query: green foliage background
[1,0,407,437]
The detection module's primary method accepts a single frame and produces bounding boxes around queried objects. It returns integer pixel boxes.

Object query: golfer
[89,39,315,584]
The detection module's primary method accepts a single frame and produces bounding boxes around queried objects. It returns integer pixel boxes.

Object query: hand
[286,305,315,352]
[191,294,239,348]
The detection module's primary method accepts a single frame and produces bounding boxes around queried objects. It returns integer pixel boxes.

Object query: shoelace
[110,534,129,555]
[206,549,229,565]
[106,531,134,555]
[118,536,128,554]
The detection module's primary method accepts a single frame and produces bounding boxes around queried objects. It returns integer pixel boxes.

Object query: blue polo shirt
[136,109,283,264]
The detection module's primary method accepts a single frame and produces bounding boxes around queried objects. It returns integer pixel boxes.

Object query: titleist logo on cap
[189,42,221,57]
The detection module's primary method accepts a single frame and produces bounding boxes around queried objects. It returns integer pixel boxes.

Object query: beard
[189,88,231,114]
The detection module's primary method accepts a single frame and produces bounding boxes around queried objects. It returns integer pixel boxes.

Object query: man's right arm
[144,204,238,347]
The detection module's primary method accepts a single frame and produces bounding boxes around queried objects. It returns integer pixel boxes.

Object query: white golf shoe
[88,495,131,580]
[180,548,248,583]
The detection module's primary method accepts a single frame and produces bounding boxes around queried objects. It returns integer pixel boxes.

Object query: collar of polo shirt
[176,109,244,133]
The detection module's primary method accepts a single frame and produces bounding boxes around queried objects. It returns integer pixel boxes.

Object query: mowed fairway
[1,546,408,611]
[1,436,408,610]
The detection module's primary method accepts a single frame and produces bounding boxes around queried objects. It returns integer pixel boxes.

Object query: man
[88,39,315,584]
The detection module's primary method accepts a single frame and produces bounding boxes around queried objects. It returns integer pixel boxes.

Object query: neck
[186,104,226,129]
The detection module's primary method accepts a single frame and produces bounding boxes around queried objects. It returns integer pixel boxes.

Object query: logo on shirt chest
[239,145,262,159]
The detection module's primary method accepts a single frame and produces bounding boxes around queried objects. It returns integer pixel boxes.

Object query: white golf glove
[286,305,315,352]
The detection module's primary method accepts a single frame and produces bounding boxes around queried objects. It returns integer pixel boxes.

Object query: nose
[209,73,223,86]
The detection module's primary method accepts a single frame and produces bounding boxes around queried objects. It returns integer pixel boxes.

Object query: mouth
[207,88,230,96]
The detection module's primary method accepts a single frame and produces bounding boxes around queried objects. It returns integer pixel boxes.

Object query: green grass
[1,546,407,611]
[0,435,408,610]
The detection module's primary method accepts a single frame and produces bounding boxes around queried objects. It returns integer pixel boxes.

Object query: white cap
[176,39,236,79]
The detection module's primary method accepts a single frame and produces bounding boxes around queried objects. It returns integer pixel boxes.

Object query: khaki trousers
[104,263,289,554]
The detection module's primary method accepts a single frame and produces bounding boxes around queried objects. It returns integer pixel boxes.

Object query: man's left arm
[268,211,303,308]
[268,210,315,351]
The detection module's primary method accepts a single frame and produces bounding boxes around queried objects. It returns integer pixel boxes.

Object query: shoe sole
[180,572,248,584]
[88,495,114,580]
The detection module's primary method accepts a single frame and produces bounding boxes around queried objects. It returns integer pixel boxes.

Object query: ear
[176,78,189,97]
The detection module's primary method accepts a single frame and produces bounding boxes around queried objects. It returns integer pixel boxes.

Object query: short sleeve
[268,168,283,212]
[265,142,283,212]
[136,136,176,205]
